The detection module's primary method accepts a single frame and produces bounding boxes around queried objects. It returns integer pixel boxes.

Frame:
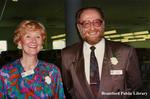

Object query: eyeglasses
[78,19,103,28]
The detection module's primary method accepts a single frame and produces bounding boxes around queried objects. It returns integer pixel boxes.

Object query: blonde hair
[13,20,46,45]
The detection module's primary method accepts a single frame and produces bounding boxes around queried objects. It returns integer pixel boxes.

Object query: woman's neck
[20,56,38,71]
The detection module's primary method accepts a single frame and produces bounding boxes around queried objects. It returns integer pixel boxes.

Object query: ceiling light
[136,38,146,41]
[124,36,134,39]
[104,30,117,35]
[133,31,149,35]
[109,34,121,38]
[144,34,150,39]
[134,35,147,38]
[120,33,133,37]
[112,39,121,42]
[127,39,137,42]
[106,38,111,40]
[121,39,129,42]
[104,36,110,38]
[51,34,66,39]
[12,0,18,2]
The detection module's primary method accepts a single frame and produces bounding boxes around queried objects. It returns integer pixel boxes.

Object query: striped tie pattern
[90,46,100,96]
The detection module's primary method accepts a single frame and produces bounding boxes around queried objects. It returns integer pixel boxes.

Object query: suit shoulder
[107,40,134,50]
[108,41,133,48]
[62,42,82,54]
[61,42,83,62]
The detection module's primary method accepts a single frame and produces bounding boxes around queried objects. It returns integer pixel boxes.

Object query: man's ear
[77,24,82,33]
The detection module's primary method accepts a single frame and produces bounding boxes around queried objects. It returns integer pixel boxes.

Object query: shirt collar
[84,38,105,50]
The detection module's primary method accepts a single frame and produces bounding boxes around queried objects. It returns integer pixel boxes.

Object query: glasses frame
[78,19,104,28]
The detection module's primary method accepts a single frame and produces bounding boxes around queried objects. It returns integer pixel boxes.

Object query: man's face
[77,9,105,45]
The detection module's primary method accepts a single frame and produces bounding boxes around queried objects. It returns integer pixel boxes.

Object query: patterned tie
[90,46,100,96]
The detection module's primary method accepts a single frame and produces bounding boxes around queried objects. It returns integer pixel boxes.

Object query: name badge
[21,69,34,77]
[110,70,123,75]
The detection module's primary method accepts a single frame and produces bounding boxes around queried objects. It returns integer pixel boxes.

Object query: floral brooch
[110,50,118,65]
[45,76,51,84]
[110,57,118,65]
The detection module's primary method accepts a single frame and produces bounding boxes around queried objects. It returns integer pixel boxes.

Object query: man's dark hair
[76,7,105,23]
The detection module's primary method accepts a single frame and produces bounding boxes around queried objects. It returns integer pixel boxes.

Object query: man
[61,7,142,99]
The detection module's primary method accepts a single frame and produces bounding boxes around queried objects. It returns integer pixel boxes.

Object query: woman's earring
[17,44,22,49]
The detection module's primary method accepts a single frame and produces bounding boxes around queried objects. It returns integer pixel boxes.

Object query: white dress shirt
[83,38,105,84]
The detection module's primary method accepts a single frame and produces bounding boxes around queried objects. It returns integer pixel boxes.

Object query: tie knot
[90,46,96,51]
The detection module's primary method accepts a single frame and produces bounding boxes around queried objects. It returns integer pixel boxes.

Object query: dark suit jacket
[61,39,142,99]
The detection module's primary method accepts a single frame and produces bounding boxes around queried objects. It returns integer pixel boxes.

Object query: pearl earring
[17,44,22,49]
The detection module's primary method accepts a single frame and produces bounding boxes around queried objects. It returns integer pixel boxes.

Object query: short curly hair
[13,20,46,45]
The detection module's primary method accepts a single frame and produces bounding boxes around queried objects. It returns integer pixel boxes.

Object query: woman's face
[18,30,43,57]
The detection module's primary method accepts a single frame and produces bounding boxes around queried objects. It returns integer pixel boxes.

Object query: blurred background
[0,0,150,98]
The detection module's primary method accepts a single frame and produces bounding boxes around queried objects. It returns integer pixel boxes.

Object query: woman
[0,20,65,98]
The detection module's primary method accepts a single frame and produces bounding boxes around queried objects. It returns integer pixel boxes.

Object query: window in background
[0,40,7,54]
[52,39,66,49]
[51,34,66,49]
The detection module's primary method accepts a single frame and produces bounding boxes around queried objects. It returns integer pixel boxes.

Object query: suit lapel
[74,42,95,99]
[98,40,113,96]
